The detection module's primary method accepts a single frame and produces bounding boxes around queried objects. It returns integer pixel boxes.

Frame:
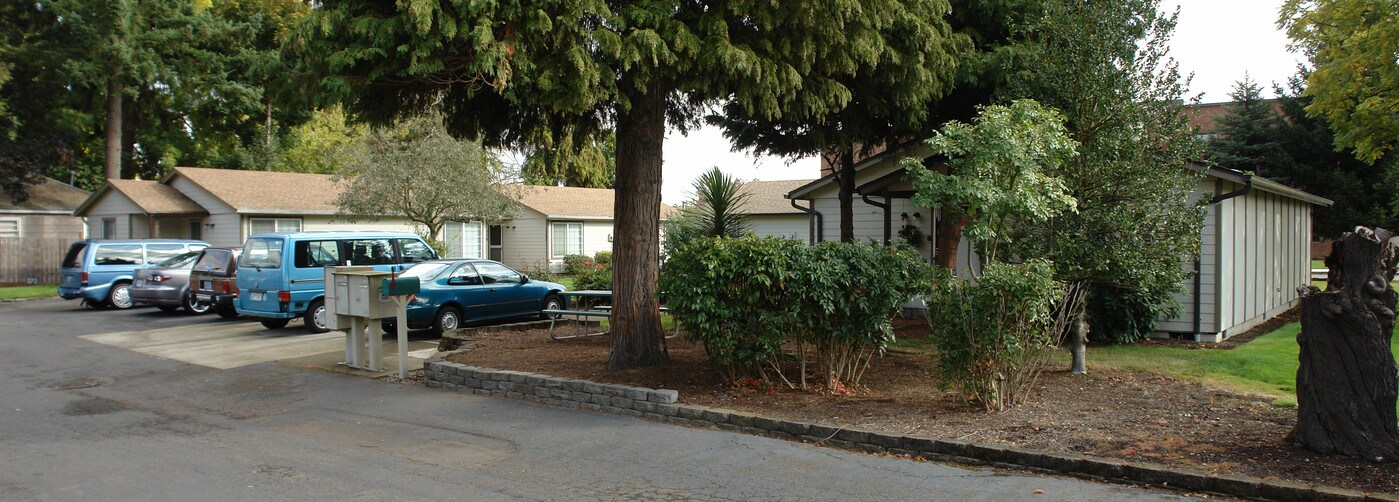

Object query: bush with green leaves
[561,254,591,274]
[522,259,558,283]
[1085,283,1176,343]
[659,236,803,382]
[592,251,612,265]
[925,260,1071,411]
[661,236,932,390]
[571,256,612,291]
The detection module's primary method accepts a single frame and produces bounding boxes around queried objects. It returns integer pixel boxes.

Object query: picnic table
[540,290,678,340]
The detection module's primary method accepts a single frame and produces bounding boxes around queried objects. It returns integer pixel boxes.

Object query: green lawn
[555,276,575,289]
[1311,259,1325,269]
[0,284,57,301]
[895,320,1399,410]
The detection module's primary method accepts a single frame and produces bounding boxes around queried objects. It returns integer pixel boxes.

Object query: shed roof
[735,179,816,215]
[1,178,90,212]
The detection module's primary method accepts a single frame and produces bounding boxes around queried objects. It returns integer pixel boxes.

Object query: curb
[423,361,1398,502]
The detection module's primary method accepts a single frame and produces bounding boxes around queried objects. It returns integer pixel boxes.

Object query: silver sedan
[129,251,208,314]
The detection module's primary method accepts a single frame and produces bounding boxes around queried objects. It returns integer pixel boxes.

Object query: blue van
[235,231,439,332]
[58,239,210,309]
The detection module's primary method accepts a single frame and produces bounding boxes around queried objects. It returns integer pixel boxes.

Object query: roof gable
[735,179,816,215]
[75,180,207,216]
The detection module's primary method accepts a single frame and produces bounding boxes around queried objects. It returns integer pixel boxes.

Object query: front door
[488,225,503,262]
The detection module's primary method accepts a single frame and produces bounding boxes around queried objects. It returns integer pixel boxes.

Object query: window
[62,242,88,268]
[295,240,342,268]
[93,244,143,266]
[0,218,18,237]
[444,222,483,259]
[145,244,187,264]
[397,238,436,263]
[192,248,234,274]
[447,263,483,285]
[347,239,394,266]
[240,237,284,268]
[552,222,583,257]
[102,218,116,239]
[249,218,302,234]
[475,261,521,285]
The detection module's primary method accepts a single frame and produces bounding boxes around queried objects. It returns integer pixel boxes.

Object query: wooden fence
[0,237,73,285]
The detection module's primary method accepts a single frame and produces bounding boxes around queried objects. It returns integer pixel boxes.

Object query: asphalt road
[0,297,1201,501]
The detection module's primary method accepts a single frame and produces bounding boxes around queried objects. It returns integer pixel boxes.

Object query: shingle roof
[736,179,815,215]
[0,177,90,211]
[108,180,207,215]
[513,184,676,219]
[171,167,345,213]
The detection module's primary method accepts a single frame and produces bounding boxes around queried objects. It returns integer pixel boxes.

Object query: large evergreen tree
[288,1,961,369]
[1208,74,1285,174]
[1005,0,1205,372]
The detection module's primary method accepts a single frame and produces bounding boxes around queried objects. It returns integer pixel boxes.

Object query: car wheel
[541,294,563,320]
[216,306,239,319]
[108,282,134,309]
[304,299,329,333]
[433,306,462,336]
[157,305,180,313]
[184,293,212,315]
[259,318,290,330]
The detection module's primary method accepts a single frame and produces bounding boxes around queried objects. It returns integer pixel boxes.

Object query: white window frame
[0,218,19,237]
[248,217,303,235]
[552,221,583,258]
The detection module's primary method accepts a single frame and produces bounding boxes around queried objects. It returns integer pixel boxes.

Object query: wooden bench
[540,307,681,340]
[541,309,609,340]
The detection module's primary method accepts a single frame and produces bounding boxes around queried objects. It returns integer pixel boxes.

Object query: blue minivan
[235,231,439,332]
[58,239,210,309]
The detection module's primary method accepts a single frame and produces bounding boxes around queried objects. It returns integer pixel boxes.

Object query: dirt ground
[441,315,1399,495]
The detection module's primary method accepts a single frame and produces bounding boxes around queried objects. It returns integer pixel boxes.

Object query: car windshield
[240,237,284,269]
[401,262,452,280]
[158,251,201,268]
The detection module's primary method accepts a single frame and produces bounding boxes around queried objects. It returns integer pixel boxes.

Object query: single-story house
[785,144,1332,342]
[1,177,90,239]
[72,167,669,273]
[735,179,815,242]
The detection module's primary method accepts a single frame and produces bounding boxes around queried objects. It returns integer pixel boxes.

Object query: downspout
[1195,174,1253,338]
[789,199,822,244]
[861,193,891,244]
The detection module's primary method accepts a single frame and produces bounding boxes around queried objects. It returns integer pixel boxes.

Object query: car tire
[184,293,212,315]
[541,294,563,320]
[304,299,329,333]
[216,306,239,319]
[259,318,290,330]
[433,306,462,336]
[108,282,134,310]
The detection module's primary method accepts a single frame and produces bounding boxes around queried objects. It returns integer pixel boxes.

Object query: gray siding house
[784,145,1330,342]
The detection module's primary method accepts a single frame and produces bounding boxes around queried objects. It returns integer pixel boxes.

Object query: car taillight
[80,272,88,285]
[221,282,231,294]
[151,275,171,282]
[278,291,290,302]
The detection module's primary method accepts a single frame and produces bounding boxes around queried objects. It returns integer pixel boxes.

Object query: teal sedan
[388,259,566,335]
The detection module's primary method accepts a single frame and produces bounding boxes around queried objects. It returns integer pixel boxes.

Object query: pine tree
[1208,74,1284,175]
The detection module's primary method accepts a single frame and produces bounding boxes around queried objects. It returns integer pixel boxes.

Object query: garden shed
[785,146,1331,342]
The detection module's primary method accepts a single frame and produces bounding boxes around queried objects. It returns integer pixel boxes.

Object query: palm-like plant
[690,167,751,238]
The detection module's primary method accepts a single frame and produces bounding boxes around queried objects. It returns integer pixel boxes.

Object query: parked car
[58,239,209,309]
[128,250,207,314]
[236,231,439,332]
[187,247,241,319]
[383,259,566,335]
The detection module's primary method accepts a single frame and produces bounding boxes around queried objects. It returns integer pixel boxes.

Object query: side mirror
[521,274,530,284]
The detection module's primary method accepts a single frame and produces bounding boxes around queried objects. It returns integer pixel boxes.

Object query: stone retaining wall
[423,360,1398,502]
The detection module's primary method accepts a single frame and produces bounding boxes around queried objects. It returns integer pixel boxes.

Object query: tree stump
[1291,227,1399,462]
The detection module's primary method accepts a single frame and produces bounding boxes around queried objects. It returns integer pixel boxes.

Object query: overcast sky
[655,0,1306,205]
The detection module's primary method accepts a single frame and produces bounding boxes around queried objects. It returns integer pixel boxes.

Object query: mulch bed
[441,316,1398,495]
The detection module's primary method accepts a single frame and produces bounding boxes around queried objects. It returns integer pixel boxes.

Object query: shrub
[522,259,558,283]
[1085,282,1176,343]
[660,236,932,390]
[925,260,1070,412]
[592,250,612,265]
[561,254,591,274]
[660,236,802,382]
[572,258,612,291]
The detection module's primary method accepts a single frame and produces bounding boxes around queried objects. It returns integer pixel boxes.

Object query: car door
[441,263,491,321]
[473,262,536,318]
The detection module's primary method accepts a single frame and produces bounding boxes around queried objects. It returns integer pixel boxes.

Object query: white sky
[656,0,1305,205]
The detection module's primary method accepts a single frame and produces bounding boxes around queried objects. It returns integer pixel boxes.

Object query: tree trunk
[837,150,855,243]
[1291,227,1399,462]
[607,80,668,370]
[104,76,123,180]
[934,215,967,270]
[1070,313,1088,375]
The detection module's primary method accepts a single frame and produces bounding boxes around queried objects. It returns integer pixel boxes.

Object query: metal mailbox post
[324,267,420,377]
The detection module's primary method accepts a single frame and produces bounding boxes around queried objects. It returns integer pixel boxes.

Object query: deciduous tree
[1280,0,1399,164]
[289,0,958,369]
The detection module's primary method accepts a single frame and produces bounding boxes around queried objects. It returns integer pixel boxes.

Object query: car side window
[475,262,521,285]
[347,239,395,266]
[144,244,185,265]
[396,239,436,263]
[295,240,341,268]
[92,244,143,265]
[448,263,483,286]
